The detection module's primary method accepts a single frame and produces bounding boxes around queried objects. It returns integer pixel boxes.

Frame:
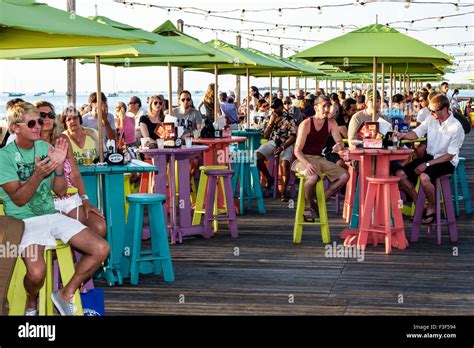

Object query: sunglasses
[181,98,191,102]
[39,111,55,119]
[153,101,163,106]
[429,106,444,114]
[128,101,138,105]
[18,118,44,129]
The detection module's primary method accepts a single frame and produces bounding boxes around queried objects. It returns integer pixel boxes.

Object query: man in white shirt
[81,92,115,142]
[395,94,464,224]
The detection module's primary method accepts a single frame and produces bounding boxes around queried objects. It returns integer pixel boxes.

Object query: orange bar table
[339,148,413,249]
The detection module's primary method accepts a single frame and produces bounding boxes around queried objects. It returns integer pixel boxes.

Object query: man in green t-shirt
[0,102,109,316]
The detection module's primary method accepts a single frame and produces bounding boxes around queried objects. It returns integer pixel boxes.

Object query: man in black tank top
[292,96,349,221]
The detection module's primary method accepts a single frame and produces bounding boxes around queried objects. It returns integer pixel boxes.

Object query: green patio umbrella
[293,24,453,120]
[0,0,152,49]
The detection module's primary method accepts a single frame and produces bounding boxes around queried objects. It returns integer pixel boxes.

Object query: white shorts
[257,140,294,162]
[54,193,83,215]
[19,213,86,255]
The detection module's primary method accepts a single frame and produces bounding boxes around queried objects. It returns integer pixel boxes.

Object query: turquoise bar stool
[231,154,265,215]
[452,157,472,216]
[124,193,174,285]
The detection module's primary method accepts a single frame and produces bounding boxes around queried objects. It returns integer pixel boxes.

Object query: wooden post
[389,65,393,109]
[214,64,218,122]
[66,0,76,107]
[168,62,173,116]
[269,72,273,108]
[325,79,328,94]
[304,77,307,94]
[330,80,333,94]
[177,19,184,94]
[235,35,241,107]
[399,74,402,94]
[372,57,377,122]
[278,44,283,92]
[381,63,385,113]
[295,77,299,91]
[343,80,346,93]
[315,76,319,93]
[95,56,104,163]
[246,68,250,128]
[287,76,291,97]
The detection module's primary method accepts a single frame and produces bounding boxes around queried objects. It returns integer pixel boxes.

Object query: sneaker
[50,290,77,316]
[25,308,37,316]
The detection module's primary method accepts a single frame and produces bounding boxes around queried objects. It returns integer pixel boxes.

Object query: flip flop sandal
[422,212,436,224]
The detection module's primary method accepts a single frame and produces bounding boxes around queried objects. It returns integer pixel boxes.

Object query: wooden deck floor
[97,134,474,316]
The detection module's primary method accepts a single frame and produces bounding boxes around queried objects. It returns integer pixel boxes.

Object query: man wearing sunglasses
[395,94,465,224]
[82,92,116,142]
[172,90,203,136]
[127,96,144,144]
[0,102,109,315]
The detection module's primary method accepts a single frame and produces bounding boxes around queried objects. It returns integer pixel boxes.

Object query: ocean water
[0,92,206,119]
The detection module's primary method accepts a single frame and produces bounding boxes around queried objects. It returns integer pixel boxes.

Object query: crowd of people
[0,79,471,315]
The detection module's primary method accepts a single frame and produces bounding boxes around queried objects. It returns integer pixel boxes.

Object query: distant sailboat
[48,89,56,96]
[107,92,119,97]
[8,92,25,97]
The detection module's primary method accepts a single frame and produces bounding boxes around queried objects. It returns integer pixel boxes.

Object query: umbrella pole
[389,66,393,109]
[168,62,173,116]
[214,64,218,123]
[95,56,104,163]
[372,56,377,122]
[381,63,385,113]
[304,77,307,94]
[247,68,250,129]
[287,76,291,97]
[325,79,328,95]
[269,72,273,108]
[315,76,319,93]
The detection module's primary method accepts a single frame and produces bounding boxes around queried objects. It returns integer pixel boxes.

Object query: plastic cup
[193,129,201,139]
[185,137,193,148]
[157,138,165,149]
[141,137,151,149]
[84,150,93,166]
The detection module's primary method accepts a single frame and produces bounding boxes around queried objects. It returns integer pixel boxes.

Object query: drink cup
[157,138,165,149]
[185,137,193,148]
[193,129,201,139]
[141,137,151,149]
[84,150,93,166]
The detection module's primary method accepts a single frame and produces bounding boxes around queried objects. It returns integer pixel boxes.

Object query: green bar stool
[452,157,472,216]
[124,193,174,285]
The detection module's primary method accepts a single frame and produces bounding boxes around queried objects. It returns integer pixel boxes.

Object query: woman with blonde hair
[138,95,164,141]
[197,83,215,121]
[115,101,136,147]
[40,103,106,237]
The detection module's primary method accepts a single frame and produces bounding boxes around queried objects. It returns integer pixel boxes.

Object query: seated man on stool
[292,95,349,222]
[395,94,465,224]
[0,102,109,316]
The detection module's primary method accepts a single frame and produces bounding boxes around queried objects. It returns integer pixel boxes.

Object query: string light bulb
[454,3,459,11]
[241,9,245,18]
[466,26,469,32]
[341,24,345,34]
[404,0,410,9]
[309,26,313,33]
[205,10,210,20]
[438,16,443,22]
[318,6,322,15]
[278,8,282,17]
[409,20,414,27]
[167,8,170,15]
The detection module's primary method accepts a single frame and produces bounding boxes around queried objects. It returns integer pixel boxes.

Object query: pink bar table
[339,148,413,249]
[140,145,208,244]
[193,136,247,166]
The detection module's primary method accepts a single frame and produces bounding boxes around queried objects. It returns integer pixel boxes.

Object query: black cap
[271,98,283,109]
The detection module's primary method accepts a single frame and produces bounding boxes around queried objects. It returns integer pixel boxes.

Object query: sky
[0,0,473,95]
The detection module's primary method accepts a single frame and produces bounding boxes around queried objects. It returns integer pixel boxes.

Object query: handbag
[80,288,105,316]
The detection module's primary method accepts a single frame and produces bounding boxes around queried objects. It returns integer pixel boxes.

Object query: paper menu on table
[377,117,392,136]
[164,115,178,126]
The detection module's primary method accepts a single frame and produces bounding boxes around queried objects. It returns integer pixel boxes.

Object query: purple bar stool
[411,175,458,245]
[53,251,94,291]
[204,169,239,238]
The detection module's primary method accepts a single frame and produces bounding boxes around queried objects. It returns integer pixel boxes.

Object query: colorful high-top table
[193,136,247,166]
[231,129,263,155]
[80,159,158,286]
[140,145,209,244]
[338,148,413,249]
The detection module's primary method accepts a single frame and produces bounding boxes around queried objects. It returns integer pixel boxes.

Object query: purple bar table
[140,145,209,244]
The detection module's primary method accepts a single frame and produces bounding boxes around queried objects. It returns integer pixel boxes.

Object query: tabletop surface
[341,148,413,156]
[79,159,158,174]
[139,145,209,155]
[231,129,262,136]
[193,136,247,145]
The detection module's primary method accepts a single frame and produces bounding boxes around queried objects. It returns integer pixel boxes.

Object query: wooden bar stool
[411,175,458,245]
[358,176,406,254]
[203,169,239,238]
[8,241,84,316]
[231,155,265,215]
[293,173,330,244]
[124,193,174,285]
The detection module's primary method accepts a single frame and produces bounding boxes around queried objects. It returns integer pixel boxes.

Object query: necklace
[14,140,35,164]
[69,130,85,146]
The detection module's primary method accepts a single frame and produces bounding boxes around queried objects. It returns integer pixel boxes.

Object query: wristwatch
[80,194,89,201]
[426,162,431,167]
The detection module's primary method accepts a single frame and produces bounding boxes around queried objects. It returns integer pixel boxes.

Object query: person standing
[81,92,116,142]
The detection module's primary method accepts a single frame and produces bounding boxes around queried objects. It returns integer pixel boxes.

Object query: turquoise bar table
[79,159,158,286]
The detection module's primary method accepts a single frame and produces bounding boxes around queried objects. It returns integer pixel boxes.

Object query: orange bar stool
[358,176,407,254]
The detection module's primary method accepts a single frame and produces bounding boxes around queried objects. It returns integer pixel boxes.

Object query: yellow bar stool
[7,240,84,316]
[293,173,330,244]
[193,165,228,232]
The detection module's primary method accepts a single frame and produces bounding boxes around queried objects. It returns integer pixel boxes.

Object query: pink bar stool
[359,176,407,254]
[204,169,239,238]
[411,175,458,245]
